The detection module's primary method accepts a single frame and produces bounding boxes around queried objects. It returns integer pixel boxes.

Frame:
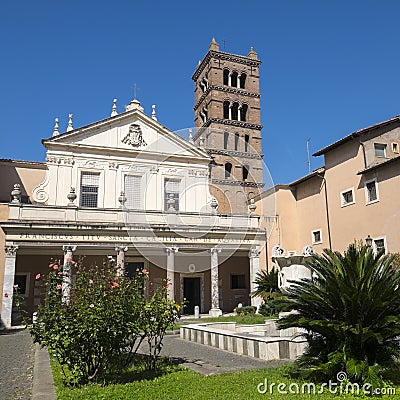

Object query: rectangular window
[244,134,249,152]
[124,175,142,209]
[374,143,386,158]
[231,274,246,289]
[234,133,239,150]
[312,230,322,244]
[164,178,180,211]
[374,238,386,256]
[14,274,29,297]
[80,172,100,208]
[242,165,249,181]
[340,188,354,207]
[392,142,399,154]
[223,131,229,149]
[365,179,378,204]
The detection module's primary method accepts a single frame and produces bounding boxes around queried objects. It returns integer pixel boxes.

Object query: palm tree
[278,244,400,384]
[251,268,279,302]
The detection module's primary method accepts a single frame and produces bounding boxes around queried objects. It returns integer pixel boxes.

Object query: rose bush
[30,259,181,385]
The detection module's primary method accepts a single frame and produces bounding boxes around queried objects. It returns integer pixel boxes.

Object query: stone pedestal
[1,245,18,328]
[209,248,222,316]
[272,247,314,294]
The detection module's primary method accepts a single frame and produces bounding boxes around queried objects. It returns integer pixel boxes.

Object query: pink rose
[89,304,94,308]
[89,279,93,284]
[66,258,71,263]
[35,273,41,280]
[56,284,62,290]
[53,265,59,270]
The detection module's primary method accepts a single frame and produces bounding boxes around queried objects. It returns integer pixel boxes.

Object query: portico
[1,201,263,327]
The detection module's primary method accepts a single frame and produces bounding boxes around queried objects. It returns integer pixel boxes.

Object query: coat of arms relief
[122,124,147,147]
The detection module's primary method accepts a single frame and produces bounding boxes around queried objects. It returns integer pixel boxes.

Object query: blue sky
[1,1,400,185]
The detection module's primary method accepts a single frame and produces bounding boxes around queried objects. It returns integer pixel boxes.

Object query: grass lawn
[52,360,399,399]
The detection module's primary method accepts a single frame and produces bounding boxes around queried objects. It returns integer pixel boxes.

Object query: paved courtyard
[0,329,34,400]
[157,333,288,375]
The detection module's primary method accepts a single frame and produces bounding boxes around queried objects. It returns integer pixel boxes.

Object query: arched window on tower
[231,102,239,120]
[242,165,249,181]
[223,101,230,119]
[240,104,248,122]
[239,73,246,89]
[231,71,238,88]
[225,162,232,179]
[223,69,230,86]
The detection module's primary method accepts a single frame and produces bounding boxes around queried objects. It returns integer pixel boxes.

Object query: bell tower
[192,38,264,214]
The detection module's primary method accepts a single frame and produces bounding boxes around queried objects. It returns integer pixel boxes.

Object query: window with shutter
[124,175,142,209]
[80,172,100,208]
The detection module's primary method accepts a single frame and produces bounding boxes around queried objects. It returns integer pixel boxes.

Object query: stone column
[228,104,232,120]
[1,245,18,328]
[165,247,178,300]
[115,245,128,276]
[62,245,76,304]
[209,248,222,317]
[249,248,262,310]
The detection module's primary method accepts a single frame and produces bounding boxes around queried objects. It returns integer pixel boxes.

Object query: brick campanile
[192,38,264,214]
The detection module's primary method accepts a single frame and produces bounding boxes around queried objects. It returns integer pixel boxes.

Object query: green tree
[278,244,400,385]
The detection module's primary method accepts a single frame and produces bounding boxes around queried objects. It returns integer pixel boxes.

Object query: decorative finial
[11,183,21,204]
[248,47,258,60]
[67,187,77,206]
[111,99,118,117]
[52,118,59,137]
[210,197,218,213]
[199,136,205,148]
[209,37,219,51]
[67,114,74,132]
[118,191,127,207]
[249,198,257,214]
[189,129,194,143]
[151,105,157,121]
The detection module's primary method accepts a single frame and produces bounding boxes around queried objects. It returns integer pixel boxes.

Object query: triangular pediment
[42,109,209,161]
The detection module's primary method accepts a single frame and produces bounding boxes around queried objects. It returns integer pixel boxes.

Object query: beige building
[258,115,400,270]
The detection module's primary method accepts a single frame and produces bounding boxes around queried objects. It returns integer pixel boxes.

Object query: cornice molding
[193,50,261,81]
[200,118,263,131]
[207,149,263,160]
[194,85,260,111]
[211,179,265,188]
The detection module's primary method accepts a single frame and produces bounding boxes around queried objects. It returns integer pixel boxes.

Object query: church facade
[0,41,266,327]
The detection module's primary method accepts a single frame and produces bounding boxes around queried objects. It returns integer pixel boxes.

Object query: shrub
[258,299,289,317]
[29,259,180,385]
[234,305,256,315]
[278,244,400,385]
